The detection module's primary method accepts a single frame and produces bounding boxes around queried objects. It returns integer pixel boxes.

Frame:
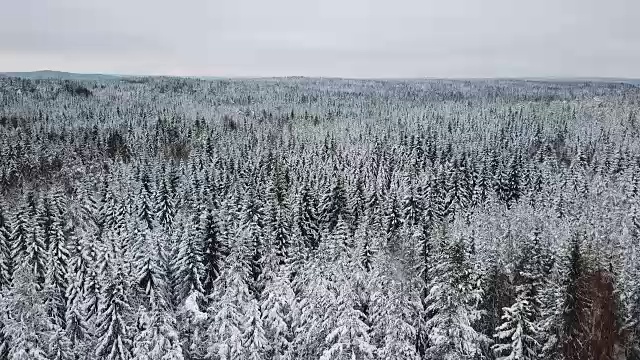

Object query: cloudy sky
[1,0,638,78]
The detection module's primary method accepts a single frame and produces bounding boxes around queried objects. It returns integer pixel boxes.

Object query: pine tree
[371,276,420,360]
[321,175,347,233]
[384,194,403,253]
[0,265,52,360]
[95,267,132,360]
[137,182,155,231]
[272,208,291,266]
[134,228,163,308]
[243,299,267,360]
[493,296,540,360]
[424,237,487,360]
[402,181,424,228]
[174,222,204,304]
[207,258,251,360]
[0,202,11,289]
[297,183,320,250]
[48,325,74,360]
[10,197,32,273]
[65,271,90,358]
[25,220,47,289]
[560,234,586,360]
[156,182,175,230]
[320,280,375,360]
[201,207,228,295]
[261,269,295,360]
[348,176,367,235]
[131,307,184,360]
[84,239,101,324]
[45,198,70,327]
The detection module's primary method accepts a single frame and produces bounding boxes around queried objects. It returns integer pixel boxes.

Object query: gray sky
[1,0,639,78]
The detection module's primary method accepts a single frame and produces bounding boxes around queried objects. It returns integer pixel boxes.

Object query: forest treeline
[0,76,639,359]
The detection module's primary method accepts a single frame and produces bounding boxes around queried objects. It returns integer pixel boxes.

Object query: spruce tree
[296,183,320,250]
[0,202,11,288]
[95,267,132,360]
[424,237,487,360]
[200,207,227,295]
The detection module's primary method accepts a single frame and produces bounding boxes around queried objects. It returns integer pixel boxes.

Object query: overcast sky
[1,0,639,78]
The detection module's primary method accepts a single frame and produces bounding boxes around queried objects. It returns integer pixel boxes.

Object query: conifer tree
[131,306,184,360]
[175,222,204,304]
[261,269,295,360]
[296,183,320,250]
[424,237,487,360]
[0,202,11,288]
[201,206,227,295]
[320,279,375,360]
[0,265,53,360]
[156,182,175,230]
[95,267,132,360]
[321,175,347,233]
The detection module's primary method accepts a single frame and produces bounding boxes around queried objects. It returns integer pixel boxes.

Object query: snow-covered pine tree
[48,325,74,360]
[296,182,320,250]
[95,266,132,360]
[83,238,101,324]
[492,295,540,360]
[131,305,184,360]
[243,298,267,360]
[0,201,11,289]
[424,236,487,360]
[10,194,33,274]
[200,206,228,295]
[261,268,295,360]
[320,277,375,360]
[321,174,347,233]
[174,220,204,304]
[65,268,90,359]
[44,192,70,327]
[0,264,53,360]
[155,181,175,230]
[25,208,47,289]
[272,207,291,267]
[370,275,420,360]
[137,176,155,231]
[207,249,251,360]
[134,227,164,309]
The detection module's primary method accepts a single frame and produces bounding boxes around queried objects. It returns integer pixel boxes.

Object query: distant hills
[1,71,639,86]
[0,70,121,81]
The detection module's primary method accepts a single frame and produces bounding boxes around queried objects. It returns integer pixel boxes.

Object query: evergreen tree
[321,175,347,233]
[0,265,52,360]
[320,279,375,360]
[175,221,204,304]
[0,202,11,289]
[261,269,295,360]
[10,197,32,273]
[424,237,487,360]
[560,234,586,360]
[243,299,267,360]
[131,307,184,360]
[134,228,163,308]
[493,296,540,360]
[95,268,132,360]
[207,258,251,360]
[201,207,227,295]
[296,183,320,250]
[45,200,70,327]
[156,182,175,230]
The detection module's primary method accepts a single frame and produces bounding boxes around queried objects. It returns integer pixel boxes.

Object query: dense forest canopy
[0,76,639,360]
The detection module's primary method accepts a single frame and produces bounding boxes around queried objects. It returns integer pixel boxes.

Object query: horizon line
[2,69,640,82]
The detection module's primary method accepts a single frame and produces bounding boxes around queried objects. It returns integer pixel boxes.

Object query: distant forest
[0,76,639,360]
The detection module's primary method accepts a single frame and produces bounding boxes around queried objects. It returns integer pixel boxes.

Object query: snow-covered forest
[0,76,639,360]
